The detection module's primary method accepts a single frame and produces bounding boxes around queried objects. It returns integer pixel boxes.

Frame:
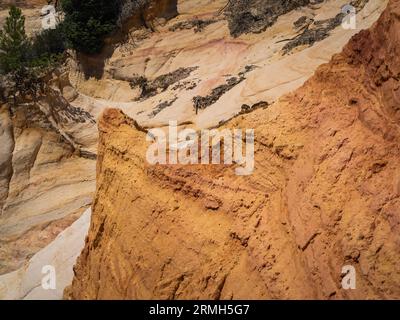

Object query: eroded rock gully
[0,68,97,274]
[66,0,400,299]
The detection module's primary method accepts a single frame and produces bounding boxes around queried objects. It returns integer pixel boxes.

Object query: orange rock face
[66,0,400,299]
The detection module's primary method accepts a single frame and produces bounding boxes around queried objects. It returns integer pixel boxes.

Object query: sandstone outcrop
[0,0,393,300]
[225,0,312,37]
[0,68,97,274]
[71,0,386,130]
[66,0,400,299]
[0,0,182,278]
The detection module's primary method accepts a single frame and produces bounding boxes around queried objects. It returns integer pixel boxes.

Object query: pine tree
[0,6,28,73]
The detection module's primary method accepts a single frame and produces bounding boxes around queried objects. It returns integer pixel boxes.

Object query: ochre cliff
[65,0,400,300]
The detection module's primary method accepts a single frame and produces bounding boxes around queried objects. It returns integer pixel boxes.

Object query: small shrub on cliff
[0,6,66,74]
[61,0,122,54]
[28,26,66,68]
[0,6,67,105]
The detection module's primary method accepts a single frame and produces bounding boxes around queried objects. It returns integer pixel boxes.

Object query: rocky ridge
[66,0,400,299]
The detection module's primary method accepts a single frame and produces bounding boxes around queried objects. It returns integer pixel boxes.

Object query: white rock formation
[0,208,90,300]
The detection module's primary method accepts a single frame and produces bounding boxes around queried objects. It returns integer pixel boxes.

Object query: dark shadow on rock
[76,0,178,80]
[76,46,115,80]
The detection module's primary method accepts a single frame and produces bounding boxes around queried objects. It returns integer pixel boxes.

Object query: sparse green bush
[28,26,66,68]
[0,6,66,75]
[61,0,122,54]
